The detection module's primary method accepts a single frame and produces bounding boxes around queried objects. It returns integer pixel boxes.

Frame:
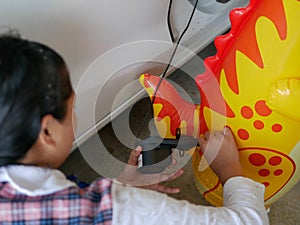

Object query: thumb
[128,146,142,166]
[198,136,207,153]
[223,126,233,136]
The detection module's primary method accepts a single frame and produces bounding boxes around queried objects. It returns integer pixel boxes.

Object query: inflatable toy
[139,0,300,206]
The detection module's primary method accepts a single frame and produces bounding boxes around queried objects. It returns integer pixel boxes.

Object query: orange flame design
[140,0,300,206]
[194,0,300,205]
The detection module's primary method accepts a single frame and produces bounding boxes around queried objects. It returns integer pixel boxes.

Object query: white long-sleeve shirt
[0,165,269,225]
[112,176,269,225]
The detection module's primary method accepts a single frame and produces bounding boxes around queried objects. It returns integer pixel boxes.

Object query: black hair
[0,33,73,166]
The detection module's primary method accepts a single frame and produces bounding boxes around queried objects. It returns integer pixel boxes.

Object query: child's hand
[116,146,184,194]
[198,127,244,185]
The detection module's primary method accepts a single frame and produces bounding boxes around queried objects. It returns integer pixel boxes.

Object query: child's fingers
[223,126,232,135]
[171,157,177,165]
[165,168,184,182]
[128,146,142,166]
[198,137,207,152]
[223,127,235,141]
[135,145,142,154]
[204,131,210,140]
[153,184,181,194]
[151,169,184,193]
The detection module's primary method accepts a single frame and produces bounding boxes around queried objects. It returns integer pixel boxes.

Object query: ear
[38,114,57,149]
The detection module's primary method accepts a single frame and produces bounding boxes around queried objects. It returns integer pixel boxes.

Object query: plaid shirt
[0,177,113,224]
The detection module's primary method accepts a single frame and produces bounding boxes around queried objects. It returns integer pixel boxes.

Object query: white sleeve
[111,176,269,225]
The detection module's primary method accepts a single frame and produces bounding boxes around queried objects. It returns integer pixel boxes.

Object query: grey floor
[60,43,300,225]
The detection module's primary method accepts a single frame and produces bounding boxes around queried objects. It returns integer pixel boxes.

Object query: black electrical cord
[136,0,199,138]
[167,0,175,43]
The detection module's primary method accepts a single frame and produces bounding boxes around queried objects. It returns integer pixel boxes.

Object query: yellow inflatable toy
[139,0,300,206]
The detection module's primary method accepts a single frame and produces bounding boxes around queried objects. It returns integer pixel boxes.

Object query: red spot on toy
[249,153,266,166]
[253,120,264,130]
[259,169,270,177]
[237,128,249,140]
[241,106,253,119]
[272,124,283,132]
[274,169,283,176]
[269,156,282,166]
[255,100,272,116]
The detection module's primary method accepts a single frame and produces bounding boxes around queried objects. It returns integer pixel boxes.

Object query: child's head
[0,34,75,168]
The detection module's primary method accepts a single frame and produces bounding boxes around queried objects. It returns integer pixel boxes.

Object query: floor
[60,43,300,225]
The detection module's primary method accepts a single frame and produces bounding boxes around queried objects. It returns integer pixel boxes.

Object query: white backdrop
[0,0,248,147]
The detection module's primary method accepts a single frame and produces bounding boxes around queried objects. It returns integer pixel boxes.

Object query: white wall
[0,0,248,146]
